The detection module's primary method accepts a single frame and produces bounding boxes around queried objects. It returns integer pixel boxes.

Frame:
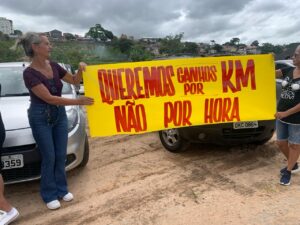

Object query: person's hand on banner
[78,62,87,72]
[78,96,94,105]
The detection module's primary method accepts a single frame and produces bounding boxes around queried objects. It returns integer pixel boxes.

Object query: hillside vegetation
[1,36,299,71]
[0,39,134,69]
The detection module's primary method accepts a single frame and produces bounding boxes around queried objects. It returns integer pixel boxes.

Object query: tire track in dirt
[8,133,291,225]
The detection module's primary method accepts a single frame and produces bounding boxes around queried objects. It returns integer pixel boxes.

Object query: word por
[164,101,192,128]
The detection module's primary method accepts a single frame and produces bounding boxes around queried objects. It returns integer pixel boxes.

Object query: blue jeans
[28,103,68,203]
[276,119,300,144]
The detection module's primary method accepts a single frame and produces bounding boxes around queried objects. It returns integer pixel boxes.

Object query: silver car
[0,62,89,184]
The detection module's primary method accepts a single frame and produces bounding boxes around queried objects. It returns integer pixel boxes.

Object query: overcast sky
[1,0,299,45]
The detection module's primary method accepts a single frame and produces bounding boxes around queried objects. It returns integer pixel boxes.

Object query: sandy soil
[5,132,300,225]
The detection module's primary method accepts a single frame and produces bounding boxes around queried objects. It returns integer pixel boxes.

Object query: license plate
[233,121,259,129]
[1,154,24,170]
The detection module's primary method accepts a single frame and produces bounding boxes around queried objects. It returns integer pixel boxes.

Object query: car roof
[0,62,71,71]
[275,59,294,66]
[0,62,29,68]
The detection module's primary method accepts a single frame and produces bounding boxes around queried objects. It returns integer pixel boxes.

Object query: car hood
[0,96,31,130]
[0,95,74,130]
[0,95,74,147]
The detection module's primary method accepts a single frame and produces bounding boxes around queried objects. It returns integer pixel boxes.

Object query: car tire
[79,134,89,167]
[159,129,190,153]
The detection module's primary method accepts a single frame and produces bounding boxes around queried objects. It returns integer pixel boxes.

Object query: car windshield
[0,66,72,97]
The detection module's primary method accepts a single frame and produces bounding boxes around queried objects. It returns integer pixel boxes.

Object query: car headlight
[66,107,79,132]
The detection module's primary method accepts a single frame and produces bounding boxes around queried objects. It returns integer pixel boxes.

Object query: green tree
[251,40,259,47]
[273,45,284,54]
[111,38,134,54]
[13,30,22,36]
[159,33,184,55]
[229,37,240,46]
[86,24,114,42]
[260,43,275,53]
[213,44,223,53]
[0,40,24,62]
[103,30,114,40]
[129,45,153,61]
[183,42,198,54]
[64,33,75,41]
[0,32,10,41]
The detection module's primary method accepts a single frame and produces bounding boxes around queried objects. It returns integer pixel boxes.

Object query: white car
[0,62,90,184]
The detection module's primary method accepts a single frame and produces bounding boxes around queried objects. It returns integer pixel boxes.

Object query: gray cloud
[1,0,299,44]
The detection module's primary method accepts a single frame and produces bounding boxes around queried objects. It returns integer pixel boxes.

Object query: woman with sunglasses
[16,32,94,209]
[275,45,300,186]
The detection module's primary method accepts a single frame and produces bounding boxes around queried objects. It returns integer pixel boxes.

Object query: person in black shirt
[275,45,300,185]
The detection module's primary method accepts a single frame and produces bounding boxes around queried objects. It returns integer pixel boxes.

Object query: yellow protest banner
[83,54,276,137]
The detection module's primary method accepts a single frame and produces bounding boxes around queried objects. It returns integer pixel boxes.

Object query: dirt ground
[5,132,300,225]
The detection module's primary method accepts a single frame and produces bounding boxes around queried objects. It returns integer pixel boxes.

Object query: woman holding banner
[15,32,94,209]
[275,45,300,186]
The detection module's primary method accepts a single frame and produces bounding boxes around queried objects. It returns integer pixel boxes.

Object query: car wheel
[159,129,190,153]
[79,134,89,167]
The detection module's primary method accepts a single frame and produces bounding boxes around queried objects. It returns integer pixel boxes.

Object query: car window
[0,66,72,97]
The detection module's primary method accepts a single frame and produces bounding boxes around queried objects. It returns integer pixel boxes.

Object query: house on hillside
[246,45,261,54]
[197,43,209,55]
[139,37,161,44]
[49,29,63,40]
[222,44,238,54]
[139,37,161,55]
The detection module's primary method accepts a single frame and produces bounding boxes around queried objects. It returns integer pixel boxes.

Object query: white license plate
[233,121,259,129]
[1,154,24,170]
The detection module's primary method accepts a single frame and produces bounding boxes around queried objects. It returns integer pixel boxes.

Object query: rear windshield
[0,66,72,97]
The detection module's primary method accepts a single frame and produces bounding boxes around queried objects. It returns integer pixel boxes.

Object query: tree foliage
[129,45,153,62]
[86,24,115,42]
[251,40,259,47]
[260,43,284,54]
[64,33,75,40]
[213,44,223,53]
[111,38,134,54]
[159,33,184,55]
[183,42,198,55]
[0,32,10,41]
[0,40,24,62]
[229,37,240,46]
